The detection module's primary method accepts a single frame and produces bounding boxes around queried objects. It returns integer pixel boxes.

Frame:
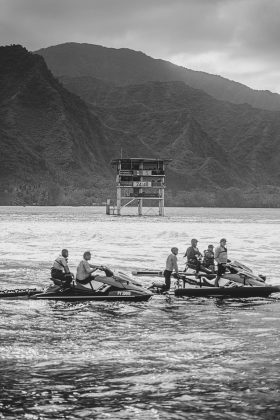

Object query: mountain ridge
[36,42,280,112]
[1,45,280,207]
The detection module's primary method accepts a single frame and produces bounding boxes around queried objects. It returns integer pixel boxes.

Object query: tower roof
[110,158,172,166]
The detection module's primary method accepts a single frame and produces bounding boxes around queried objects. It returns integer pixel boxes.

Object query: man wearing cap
[184,239,203,275]
[214,238,228,287]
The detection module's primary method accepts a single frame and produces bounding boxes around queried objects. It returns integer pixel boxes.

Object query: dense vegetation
[37,42,280,111]
[0,45,113,205]
[1,44,280,207]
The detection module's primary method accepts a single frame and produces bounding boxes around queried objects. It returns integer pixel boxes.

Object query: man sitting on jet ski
[76,251,113,286]
[202,244,215,272]
[184,239,203,276]
[76,251,101,285]
[51,249,74,287]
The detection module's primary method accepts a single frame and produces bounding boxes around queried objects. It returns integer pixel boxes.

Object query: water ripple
[1,207,280,419]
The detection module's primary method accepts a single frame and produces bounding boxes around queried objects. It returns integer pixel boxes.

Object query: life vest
[203,250,214,266]
[215,246,228,264]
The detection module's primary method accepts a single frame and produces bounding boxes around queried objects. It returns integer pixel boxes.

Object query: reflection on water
[1,207,280,419]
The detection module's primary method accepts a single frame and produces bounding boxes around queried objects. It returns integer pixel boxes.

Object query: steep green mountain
[61,76,280,206]
[36,42,280,112]
[63,78,280,187]
[0,45,115,205]
[2,45,280,207]
[0,45,174,205]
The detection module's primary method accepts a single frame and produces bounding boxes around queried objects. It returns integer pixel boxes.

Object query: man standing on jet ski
[51,249,73,287]
[214,238,228,287]
[76,251,100,285]
[164,247,179,291]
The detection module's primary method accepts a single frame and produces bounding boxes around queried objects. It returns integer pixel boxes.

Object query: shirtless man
[76,251,100,285]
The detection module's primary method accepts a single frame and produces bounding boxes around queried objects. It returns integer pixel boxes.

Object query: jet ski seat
[51,278,63,286]
[75,279,110,292]
[51,277,74,287]
[186,263,214,275]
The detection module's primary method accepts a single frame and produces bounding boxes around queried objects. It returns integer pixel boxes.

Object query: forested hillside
[1,45,280,207]
[37,42,280,112]
[0,45,113,205]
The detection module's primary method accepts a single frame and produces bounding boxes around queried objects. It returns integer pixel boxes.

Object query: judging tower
[110,158,171,216]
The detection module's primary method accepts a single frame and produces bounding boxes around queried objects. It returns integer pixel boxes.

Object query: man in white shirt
[214,238,228,287]
[164,247,179,291]
[76,251,99,285]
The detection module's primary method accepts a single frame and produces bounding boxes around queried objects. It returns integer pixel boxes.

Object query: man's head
[208,244,214,250]
[220,238,227,246]
[191,238,198,246]
[171,247,178,255]
[83,251,91,260]
[62,249,68,258]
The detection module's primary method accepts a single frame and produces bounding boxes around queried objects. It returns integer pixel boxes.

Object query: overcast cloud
[1,0,280,93]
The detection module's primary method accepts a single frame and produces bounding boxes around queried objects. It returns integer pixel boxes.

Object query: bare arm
[89,264,100,272]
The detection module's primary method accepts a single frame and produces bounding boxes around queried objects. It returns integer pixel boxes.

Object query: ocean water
[0,206,280,420]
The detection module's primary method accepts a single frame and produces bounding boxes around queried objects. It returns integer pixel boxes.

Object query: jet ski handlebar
[96,266,114,277]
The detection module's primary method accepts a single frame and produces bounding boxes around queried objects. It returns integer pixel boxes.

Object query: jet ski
[146,261,280,298]
[174,285,280,298]
[31,267,152,302]
[180,260,267,288]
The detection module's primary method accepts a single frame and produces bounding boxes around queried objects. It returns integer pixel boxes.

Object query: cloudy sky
[1,0,280,93]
